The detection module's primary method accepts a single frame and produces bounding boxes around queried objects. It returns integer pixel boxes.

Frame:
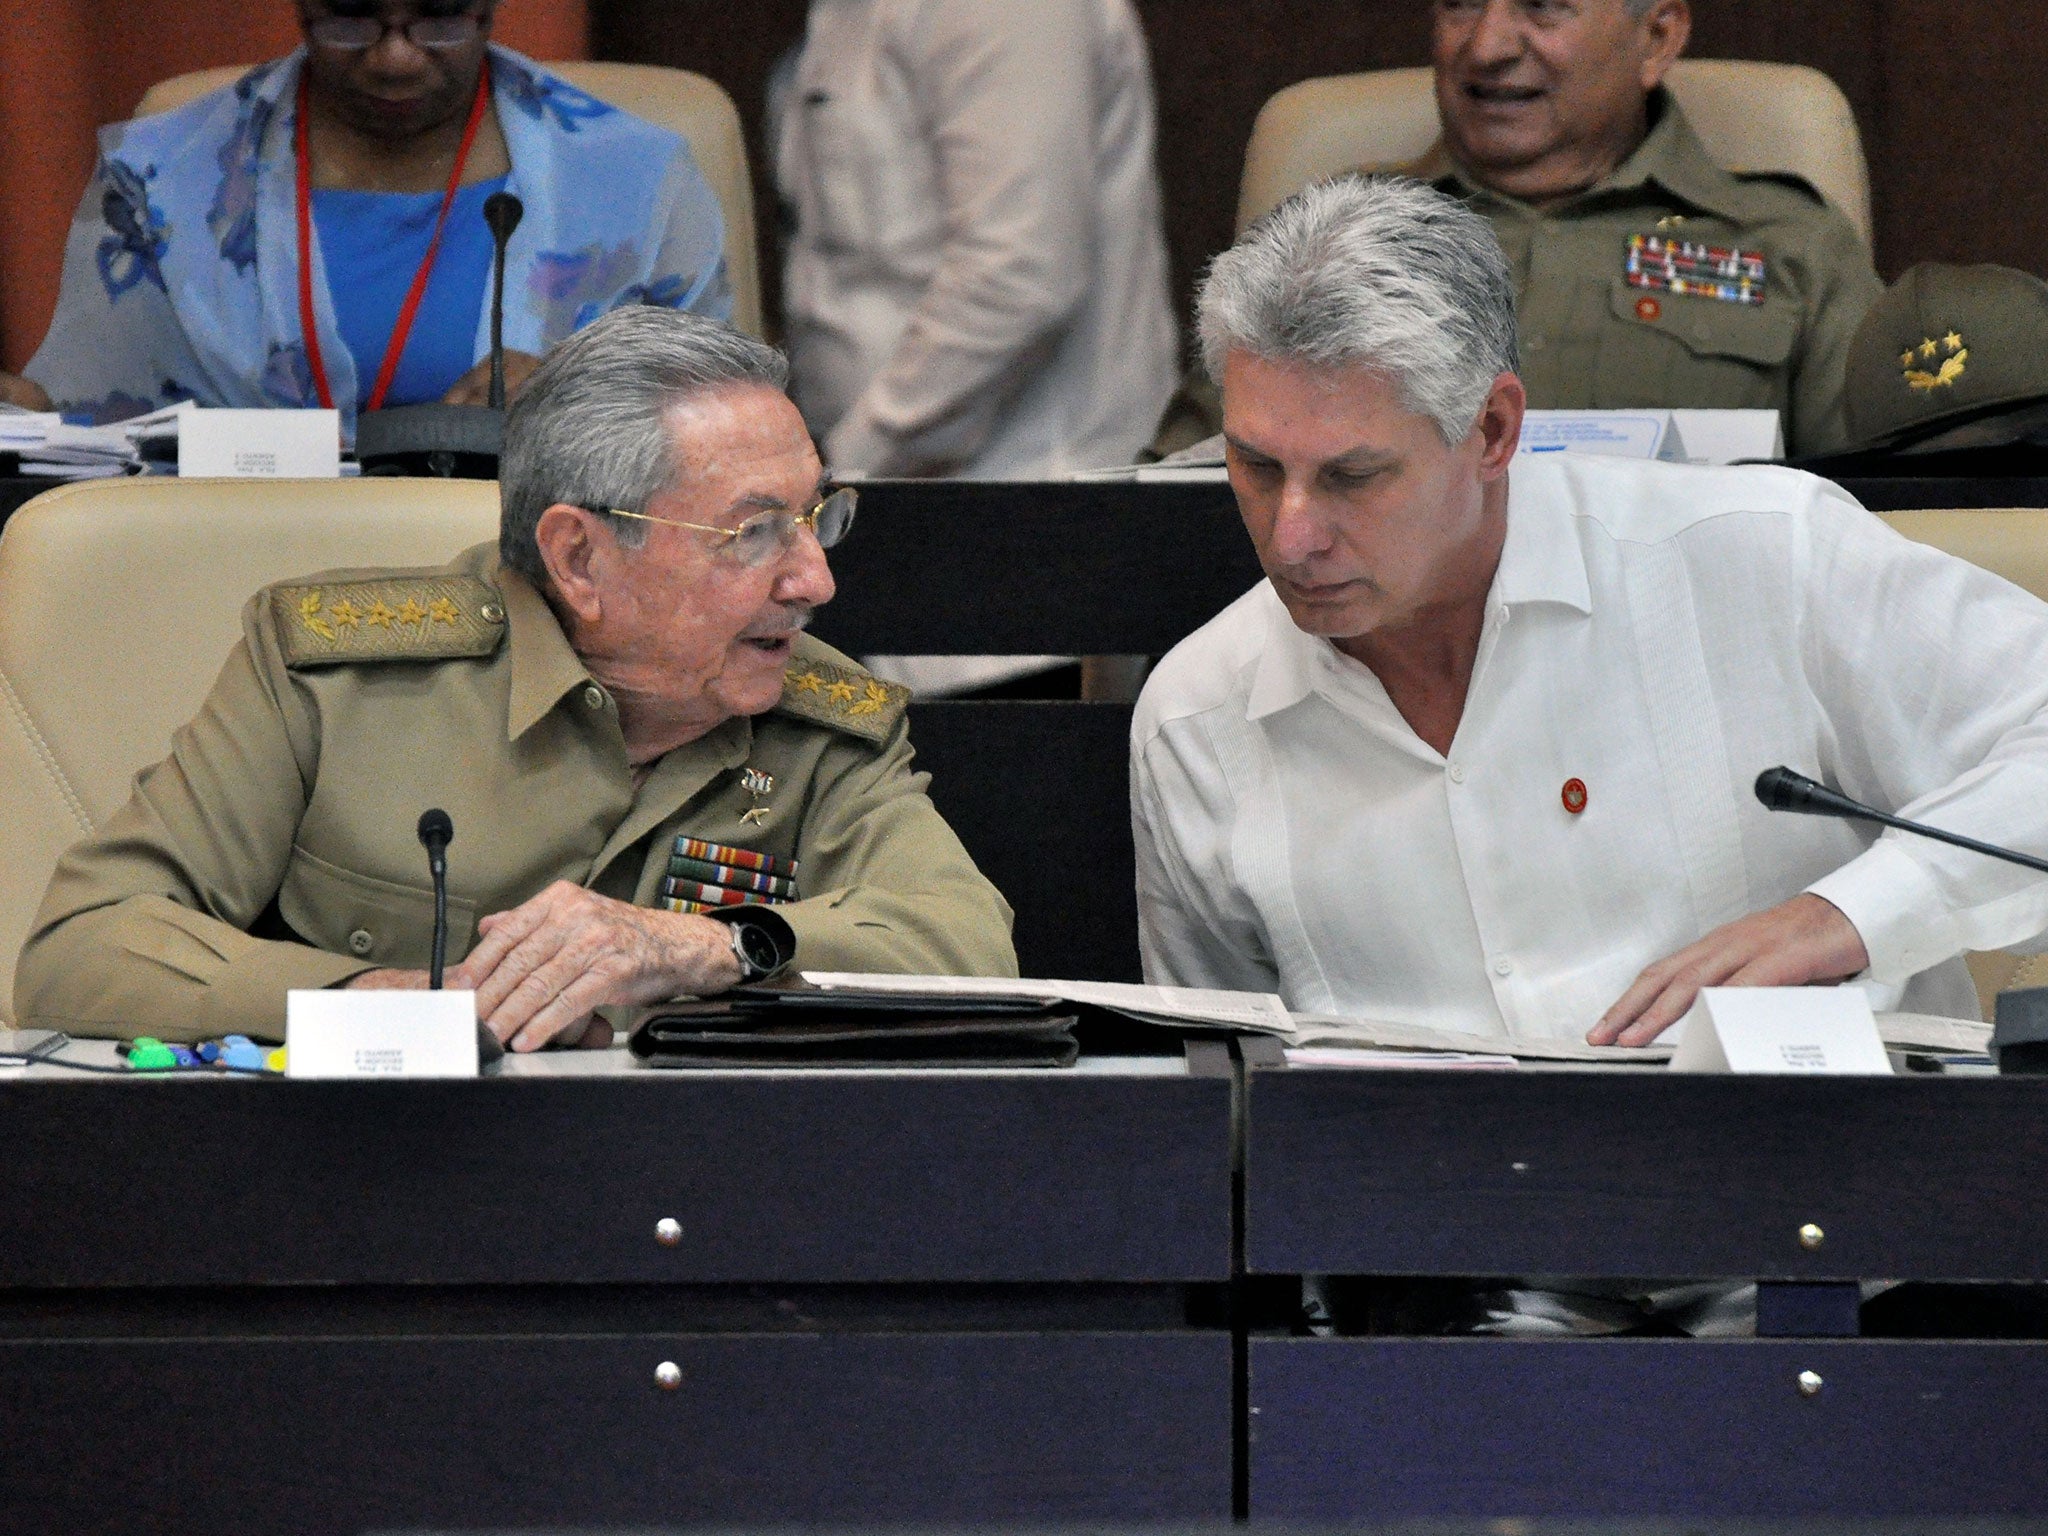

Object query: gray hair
[499,306,790,583]
[1195,174,1519,444]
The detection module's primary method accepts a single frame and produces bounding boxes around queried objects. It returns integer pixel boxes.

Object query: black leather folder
[628,982,1081,1068]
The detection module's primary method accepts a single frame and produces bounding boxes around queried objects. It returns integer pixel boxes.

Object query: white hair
[1195,174,1520,444]
[499,307,789,584]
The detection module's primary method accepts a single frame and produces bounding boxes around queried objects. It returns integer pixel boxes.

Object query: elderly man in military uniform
[1413,0,1879,455]
[15,308,1017,1051]
[1151,0,1880,461]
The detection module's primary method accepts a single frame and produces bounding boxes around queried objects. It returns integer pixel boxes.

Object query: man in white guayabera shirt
[1132,174,2048,1050]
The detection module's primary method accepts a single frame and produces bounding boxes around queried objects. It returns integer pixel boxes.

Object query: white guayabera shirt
[1132,453,2048,1043]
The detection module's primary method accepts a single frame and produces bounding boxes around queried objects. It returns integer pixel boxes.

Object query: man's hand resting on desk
[440,349,541,407]
[347,883,743,1051]
[0,370,51,411]
[1587,893,1871,1048]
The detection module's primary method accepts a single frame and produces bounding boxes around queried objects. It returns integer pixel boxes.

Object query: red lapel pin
[1561,778,1588,815]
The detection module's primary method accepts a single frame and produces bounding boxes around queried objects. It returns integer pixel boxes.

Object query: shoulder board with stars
[775,657,910,745]
[271,576,507,669]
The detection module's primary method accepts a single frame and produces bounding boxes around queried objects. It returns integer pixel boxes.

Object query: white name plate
[179,408,340,478]
[286,989,479,1079]
[1669,987,1893,1075]
[1670,408,1784,465]
[1519,409,1687,462]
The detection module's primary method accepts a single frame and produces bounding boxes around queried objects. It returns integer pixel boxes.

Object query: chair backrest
[0,477,498,1020]
[1879,507,2048,1016]
[136,61,762,338]
[1236,59,1874,253]
[1879,508,2048,603]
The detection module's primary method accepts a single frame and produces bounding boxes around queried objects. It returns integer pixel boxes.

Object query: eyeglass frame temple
[596,486,857,547]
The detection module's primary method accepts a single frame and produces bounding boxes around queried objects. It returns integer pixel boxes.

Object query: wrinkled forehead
[659,385,824,508]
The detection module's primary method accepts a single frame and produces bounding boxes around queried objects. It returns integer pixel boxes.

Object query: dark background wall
[592,0,2048,340]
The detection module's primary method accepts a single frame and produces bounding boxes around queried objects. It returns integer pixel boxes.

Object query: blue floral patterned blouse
[27,47,731,430]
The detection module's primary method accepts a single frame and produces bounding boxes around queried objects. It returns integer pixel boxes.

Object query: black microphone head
[1755,766,1882,823]
[1754,766,1814,813]
[416,808,454,850]
[482,191,524,242]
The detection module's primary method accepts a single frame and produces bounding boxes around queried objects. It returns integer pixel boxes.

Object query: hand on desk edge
[1587,893,1870,1049]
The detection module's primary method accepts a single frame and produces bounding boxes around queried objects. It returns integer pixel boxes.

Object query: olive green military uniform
[1405,89,1881,456]
[14,543,1018,1042]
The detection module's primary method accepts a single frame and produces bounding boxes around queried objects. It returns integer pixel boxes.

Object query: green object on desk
[126,1037,177,1072]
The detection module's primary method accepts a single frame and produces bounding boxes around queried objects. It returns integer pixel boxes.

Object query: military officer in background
[15,308,1018,1051]
[1415,0,1878,455]
[1153,0,1880,459]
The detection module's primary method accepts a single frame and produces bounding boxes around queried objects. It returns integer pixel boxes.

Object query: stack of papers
[801,973,1292,1031]
[0,400,192,479]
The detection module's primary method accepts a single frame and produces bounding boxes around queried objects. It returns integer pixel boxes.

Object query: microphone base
[1993,985,2048,1074]
[355,403,503,480]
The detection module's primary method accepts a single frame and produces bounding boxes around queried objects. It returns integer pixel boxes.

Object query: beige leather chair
[1880,508,2048,1014]
[0,477,498,1022]
[1237,60,1874,254]
[136,62,762,338]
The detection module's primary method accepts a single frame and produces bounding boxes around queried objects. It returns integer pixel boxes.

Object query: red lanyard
[294,63,493,412]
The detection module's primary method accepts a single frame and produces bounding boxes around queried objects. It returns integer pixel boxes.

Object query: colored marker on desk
[123,1038,177,1072]
[220,1035,268,1073]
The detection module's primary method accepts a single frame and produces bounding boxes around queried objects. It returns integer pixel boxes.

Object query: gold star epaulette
[776,656,910,745]
[271,576,507,669]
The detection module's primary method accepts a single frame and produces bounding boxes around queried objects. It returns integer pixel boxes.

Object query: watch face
[735,921,780,975]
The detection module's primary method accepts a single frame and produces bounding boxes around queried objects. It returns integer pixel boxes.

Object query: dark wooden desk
[1240,1052,2048,1522]
[0,1048,1235,1535]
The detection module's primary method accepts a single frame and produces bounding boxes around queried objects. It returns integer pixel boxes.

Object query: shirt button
[583,684,608,711]
[1493,958,1514,978]
[348,928,374,957]
[1447,764,1467,784]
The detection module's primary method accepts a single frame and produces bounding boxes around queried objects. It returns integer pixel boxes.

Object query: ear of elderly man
[15,307,1017,1051]
[1134,175,2048,1048]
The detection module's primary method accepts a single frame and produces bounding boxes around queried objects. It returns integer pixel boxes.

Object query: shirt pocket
[1597,277,1801,412]
[278,844,477,971]
[790,79,943,267]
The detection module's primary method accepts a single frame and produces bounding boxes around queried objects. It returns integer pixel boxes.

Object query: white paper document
[799,972,1293,1030]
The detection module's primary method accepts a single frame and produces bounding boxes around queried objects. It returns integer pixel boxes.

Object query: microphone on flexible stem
[481,191,524,412]
[1754,766,2048,876]
[416,809,455,990]
[354,193,525,478]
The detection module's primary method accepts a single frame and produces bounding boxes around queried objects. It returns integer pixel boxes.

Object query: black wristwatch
[702,905,797,984]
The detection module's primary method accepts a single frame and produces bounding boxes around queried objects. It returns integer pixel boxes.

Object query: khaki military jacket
[15,544,1018,1041]
[1402,91,1882,456]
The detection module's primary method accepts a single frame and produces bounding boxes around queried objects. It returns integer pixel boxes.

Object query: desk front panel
[0,1066,1232,1286]
[1250,1336,2048,1520]
[1246,1070,2048,1281]
[0,1330,1231,1534]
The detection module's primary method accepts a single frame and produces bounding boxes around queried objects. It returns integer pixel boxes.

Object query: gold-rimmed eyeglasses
[598,486,858,569]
